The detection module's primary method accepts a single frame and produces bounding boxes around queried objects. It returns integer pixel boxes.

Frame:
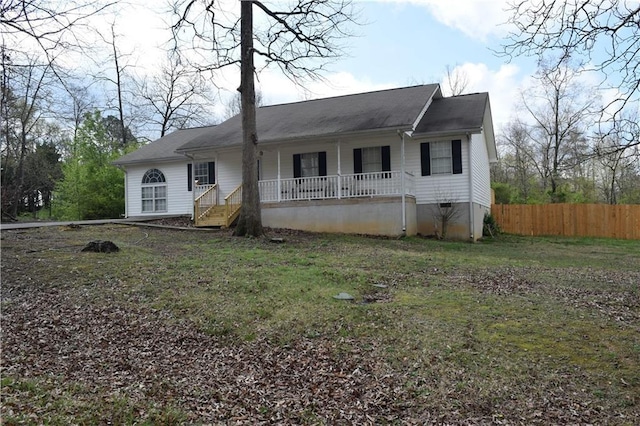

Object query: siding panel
[216,151,243,198]
[405,137,470,204]
[125,162,193,216]
[471,133,491,207]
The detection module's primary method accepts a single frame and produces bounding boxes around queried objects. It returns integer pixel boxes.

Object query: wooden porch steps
[196,205,228,227]
[194,184,243,228]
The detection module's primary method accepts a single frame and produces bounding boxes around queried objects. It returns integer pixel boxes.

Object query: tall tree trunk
[10,131,28,218]
[234,0,263,237]
[111,25,127,148]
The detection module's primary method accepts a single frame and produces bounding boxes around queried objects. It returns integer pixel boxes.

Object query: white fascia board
[409,128,482,141]
[411,85,443,130]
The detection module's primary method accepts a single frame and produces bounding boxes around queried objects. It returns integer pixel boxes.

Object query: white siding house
[123,162,193,217]
[114,84,497,240]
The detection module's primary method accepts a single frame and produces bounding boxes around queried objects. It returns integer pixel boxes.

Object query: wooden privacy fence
[492,203,640,240]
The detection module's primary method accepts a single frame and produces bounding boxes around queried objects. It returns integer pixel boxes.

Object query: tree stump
[81,240,119,253]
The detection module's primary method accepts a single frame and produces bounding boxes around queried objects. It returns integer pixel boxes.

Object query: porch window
[141,168,167,212]
[420,140,463,176]
[353,146,391,174]
[293,152,327,177]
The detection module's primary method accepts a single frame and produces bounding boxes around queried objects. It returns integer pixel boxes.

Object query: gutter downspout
[398,130,406,236]
[337,141,341,200]
[467,133,474,241]
[277,149,281,202]
[120,166,128,218]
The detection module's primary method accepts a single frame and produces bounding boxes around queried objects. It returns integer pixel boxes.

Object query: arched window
[142,168,166,184]
[141,169,167,212]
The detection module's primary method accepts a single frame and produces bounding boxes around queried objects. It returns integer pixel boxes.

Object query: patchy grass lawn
[1,224,639,424]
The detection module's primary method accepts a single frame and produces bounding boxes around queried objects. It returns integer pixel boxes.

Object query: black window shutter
[319,151,327,176]
[353,148,362,174]
[420,143,431,176]
[381,146,391,171]
[208,161,215,184]
[187,163,193,191]
[293,154,301,178]
[452,139,463,174]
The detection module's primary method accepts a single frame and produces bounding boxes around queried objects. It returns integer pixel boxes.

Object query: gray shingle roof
[115,85,494,166]
[413,92,489,135]
[176,84,439,153]
[113,126,217,165]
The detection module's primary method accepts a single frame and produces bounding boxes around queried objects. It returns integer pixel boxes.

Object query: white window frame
[141,169,167,213]
[300,152,320,177]
[431,141,452,175]
[361,146,383,173]
[193,162,209,185]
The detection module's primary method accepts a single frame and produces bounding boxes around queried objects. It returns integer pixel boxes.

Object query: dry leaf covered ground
[1,224,639,424]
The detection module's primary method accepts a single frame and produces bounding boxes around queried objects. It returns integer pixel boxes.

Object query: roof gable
[113,126,216,165]
[413,92,489,136]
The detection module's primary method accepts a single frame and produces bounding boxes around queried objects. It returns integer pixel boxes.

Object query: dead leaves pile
[2,286,419,424]
[2,227,639,424]
[453,266,640,326]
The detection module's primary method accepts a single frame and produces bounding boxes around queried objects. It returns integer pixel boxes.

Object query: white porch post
[468,134,474,240]
[337,141,341,199]
[277,149,281,202]
[401,132,406,234]
[214,154,219,205]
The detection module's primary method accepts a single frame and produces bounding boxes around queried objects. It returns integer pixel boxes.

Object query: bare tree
[497,120,541,202]
[171,0,357,237]
[1,1,117,155]
[443,64,469,97]
[1,50,54,218]
[519,59,598,201]
[431,191,462,240]
[59,82,97,146]
[501,0,640,147]
[595,109,640,204]
[1,0,114,55]
[135,55,214,138]
[236,1,262,237]
[224,89,263,120]
[94,23,134,148]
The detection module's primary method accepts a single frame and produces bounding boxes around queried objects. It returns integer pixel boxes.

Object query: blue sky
[340,2,504,82]
[53,1,575,133]
[245,0,539,131]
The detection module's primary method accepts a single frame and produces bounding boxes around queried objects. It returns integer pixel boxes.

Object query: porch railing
[194,183,217,220]
[224,184,243,227]
[258,171,415,203]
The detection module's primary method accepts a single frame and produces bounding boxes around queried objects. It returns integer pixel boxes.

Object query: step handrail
[224,184,242,227]
[194,184,218,222]
[195,183,217,204]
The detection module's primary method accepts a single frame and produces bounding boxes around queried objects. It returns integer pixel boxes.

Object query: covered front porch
[194,170,417,235]
[259,170,415,202]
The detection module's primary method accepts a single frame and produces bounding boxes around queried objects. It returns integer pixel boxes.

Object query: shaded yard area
[1,224,639,424]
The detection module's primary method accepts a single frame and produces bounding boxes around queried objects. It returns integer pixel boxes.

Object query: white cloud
[232,61,530,139]
[441,62,527,130]
[256,69,397,106]
[217,62,530,136]
[372,0,512,40]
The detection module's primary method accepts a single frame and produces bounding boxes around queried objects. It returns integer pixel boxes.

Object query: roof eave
[175,125,416,154]
[410,127,483,139]
[112,156,187,167]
